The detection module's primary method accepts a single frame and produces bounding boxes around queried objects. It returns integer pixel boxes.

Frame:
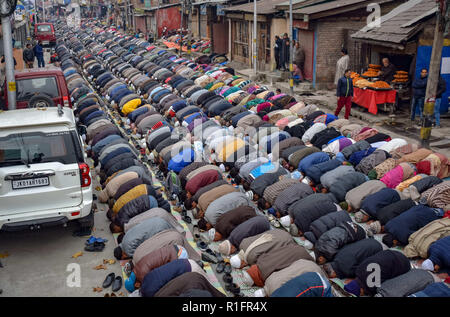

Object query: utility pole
[106,0,110,25]
[187,0,192,58]
[43,0,46,22]
[253,0,257,75]
[420,1,449,147]
[289,0,294,95]
[1,2,16,109]
[179,0,184,56]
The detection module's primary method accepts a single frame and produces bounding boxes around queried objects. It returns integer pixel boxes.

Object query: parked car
[34,22,56,47]
[1,67,72,110]
[0,107,93,231]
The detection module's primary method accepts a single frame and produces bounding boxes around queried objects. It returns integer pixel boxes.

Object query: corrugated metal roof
[351,0,438,45]
[292,0,368,14]
[223,0,288,14]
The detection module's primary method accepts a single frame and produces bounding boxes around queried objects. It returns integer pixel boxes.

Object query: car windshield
[0,131,77,167]
[16,77,59,102]
[37,25,52,33]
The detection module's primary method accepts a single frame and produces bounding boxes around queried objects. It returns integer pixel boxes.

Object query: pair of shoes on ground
[216,261,232,274]
[103,272,122,292]
[181,210,192,223]
[225,280,241,296]
[84,236,107,252]
[200,248,223,264]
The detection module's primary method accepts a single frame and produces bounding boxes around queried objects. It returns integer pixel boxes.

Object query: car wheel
[77,208,94,229]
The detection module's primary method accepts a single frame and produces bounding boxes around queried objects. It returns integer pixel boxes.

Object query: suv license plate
[12,177,50,190]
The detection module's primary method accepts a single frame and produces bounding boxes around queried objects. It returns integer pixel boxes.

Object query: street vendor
[378,58,396,83]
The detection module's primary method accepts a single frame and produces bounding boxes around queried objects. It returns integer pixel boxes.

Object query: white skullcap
[254,289,266,297]
[280,215,291,228]
[422,259,434,271]
[208,228,216,242]
[230,255,241,268]
[219,164,226,172]
[303,239,313,250]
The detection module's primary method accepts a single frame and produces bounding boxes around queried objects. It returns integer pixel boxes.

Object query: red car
[2,67,72,110]
[34,23,56,47]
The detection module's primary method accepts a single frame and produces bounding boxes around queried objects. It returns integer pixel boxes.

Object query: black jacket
[437,76,447,98]
[23,48,35,62]
[336,76,353,97]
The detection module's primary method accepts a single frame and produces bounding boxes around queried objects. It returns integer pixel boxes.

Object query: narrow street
[0,0,449,303]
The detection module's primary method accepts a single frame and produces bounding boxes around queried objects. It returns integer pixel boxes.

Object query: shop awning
[290,0,394,20]
[192,0,228,6]
[144,3,181,11]
[223,0,287,15]
[351,0,438,49]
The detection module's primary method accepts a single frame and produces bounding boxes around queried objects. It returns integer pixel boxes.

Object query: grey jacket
[205,192,257,226]
[121,217,173,257]
[376,269,436,297]
[304,210,352,244]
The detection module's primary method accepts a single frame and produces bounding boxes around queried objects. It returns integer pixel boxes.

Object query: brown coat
[257,244,314,281]
[197,184,238,212]
[215,206,257,239]
[134,245,178,282]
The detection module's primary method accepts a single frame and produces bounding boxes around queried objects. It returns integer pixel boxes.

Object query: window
[16,77,59,102]
[0,131,78,167]
[233,21,249,59]
[37,25,52,33]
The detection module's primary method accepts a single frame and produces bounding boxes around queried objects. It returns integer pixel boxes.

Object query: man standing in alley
[293,41,305,82]
[274,35,282,71]
[335,69,353,120]
[23,43,35,69]
[280,33,290,71]
[34,41,45,68]
[335,48,349,86]
[411,68,428,124]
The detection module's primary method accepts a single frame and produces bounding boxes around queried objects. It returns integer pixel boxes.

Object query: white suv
[0,107,93,231]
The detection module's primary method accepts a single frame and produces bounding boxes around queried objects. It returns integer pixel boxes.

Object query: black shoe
[182,215,192,224]
[228,283,240,296]
[216,261,225,273]
[224,262,232,274]
[201,252,218,264]
[197,241,208,251]
[223,273,233,284]
[214,251,224,263]
[112,276,122,292]
[102,272,115,288]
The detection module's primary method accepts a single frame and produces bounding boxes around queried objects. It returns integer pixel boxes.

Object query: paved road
[0,167,123,297]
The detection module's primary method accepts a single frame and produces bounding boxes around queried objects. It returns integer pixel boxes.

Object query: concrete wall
[313,16,367,89]
[156,6,181,37]
[134,16,147,33]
